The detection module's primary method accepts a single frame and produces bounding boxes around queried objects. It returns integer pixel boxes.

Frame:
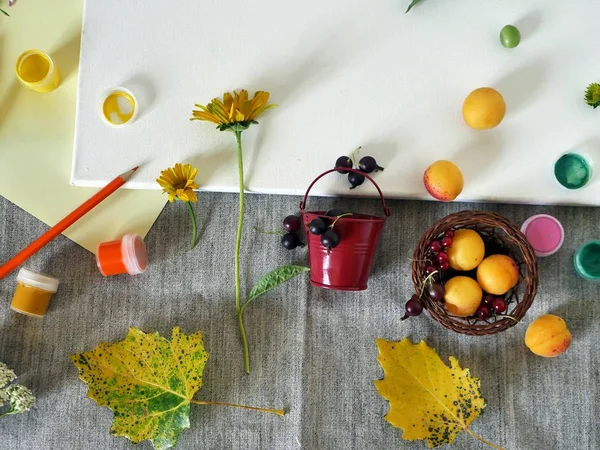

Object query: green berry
[500,25,521,49]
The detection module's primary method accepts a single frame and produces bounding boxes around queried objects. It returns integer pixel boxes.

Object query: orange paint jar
[10,268,60,317]
[96,234,148,276]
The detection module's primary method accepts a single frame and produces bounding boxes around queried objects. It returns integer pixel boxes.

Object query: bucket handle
[299,168,392,218]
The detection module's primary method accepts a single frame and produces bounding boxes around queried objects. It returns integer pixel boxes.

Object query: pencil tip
[132,166,140,172]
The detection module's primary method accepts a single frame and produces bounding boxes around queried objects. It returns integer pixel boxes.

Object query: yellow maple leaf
[374,338,503,449]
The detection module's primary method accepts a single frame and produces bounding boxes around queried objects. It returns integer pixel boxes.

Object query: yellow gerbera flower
[191,90,276,131]
[156,163,199,203]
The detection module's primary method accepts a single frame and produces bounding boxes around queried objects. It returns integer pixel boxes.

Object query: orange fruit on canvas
[462,87,506,130]
[476,254,519,295]
[423,160,464,202]
[447,229,485,271]
[443,276,482,317]
[525,314,572,357]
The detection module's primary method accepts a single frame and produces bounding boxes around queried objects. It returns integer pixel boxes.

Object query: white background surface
[72,0,600,205]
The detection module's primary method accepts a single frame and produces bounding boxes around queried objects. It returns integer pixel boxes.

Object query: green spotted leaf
[245,265,309,306]
[374,339,503,449]
[70,327,209,450]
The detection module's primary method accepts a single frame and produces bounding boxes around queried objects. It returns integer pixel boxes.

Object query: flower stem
[186,201,198,249]
[465,428,505,450]
[190,399,285,416]
[234,130,250,374]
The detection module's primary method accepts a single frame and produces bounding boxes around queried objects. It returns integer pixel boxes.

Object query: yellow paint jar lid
[16,268,60,292]
[101,87,138,127]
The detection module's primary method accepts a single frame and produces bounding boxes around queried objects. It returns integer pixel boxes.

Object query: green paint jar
[573,240,600,281]
[554,152,593,190]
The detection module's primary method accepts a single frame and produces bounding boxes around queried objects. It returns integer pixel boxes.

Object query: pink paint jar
[96,234,148,276]
[520,214,564,257]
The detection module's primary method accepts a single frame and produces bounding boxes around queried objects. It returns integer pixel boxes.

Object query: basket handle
[299,168,392,217]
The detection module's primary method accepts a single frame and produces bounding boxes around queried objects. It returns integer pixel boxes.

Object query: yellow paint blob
[102,91,136,125]
[19,53,51,83]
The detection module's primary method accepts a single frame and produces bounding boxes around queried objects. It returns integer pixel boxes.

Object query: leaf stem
[234,130,250,374]
[186,201,198,249]
[330,213,353,229]
[349,146,361,166]
[465,428,505,450]
[253,226,283,236]
[418,270,439,298]
[190,399,285,416]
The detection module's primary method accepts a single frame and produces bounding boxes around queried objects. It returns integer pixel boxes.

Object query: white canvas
[72,0,600,205]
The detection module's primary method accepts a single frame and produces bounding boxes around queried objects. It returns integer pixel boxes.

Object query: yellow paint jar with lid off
[10,268,60,318]
[15,50,61,93]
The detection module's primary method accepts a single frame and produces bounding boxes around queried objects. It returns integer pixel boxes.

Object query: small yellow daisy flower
[156,163,199,203]
[191,90,276,131]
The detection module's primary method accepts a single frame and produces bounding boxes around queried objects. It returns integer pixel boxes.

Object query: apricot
[423,160,464,202]
[447,229,485,271]
[476,254,519,295]
[525,314,571,357]
[462,87,506,130]
[443,276,482,317]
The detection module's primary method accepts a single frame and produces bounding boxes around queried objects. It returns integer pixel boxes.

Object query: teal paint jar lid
[573,240,600,280]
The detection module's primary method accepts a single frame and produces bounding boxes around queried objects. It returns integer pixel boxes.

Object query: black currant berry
[281,233,305,250]
[283,215,301,233]
[309,218,328,235]
[325,208,344,217]
[348,172,365,190]
[320,229,340,249]
[335,156,353,174]
[358,156,384,173]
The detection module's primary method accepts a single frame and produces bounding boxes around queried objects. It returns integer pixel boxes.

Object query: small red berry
[425,265,437,275]
[477,305,491,319]
[429,240,443,254]
[439,261,450,271]
[441,236,453,248]
[444,230,455,238]
[483,295,495,306]
[492,298,507,313]
[437,252,449,263]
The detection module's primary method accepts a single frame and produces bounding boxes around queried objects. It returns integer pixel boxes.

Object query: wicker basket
[411,210,538,335]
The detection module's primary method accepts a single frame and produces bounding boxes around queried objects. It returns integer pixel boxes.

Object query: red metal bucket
[299,168,392,291]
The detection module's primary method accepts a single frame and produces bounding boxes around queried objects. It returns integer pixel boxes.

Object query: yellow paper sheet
[0,0,166,253]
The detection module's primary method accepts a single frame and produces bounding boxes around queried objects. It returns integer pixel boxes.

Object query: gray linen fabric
[0,193,598,450]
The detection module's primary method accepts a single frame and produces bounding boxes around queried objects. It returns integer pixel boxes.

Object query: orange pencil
[0,166,139,280]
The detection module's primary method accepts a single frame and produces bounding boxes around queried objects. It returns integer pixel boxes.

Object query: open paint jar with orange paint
[10,268,60,317]
[96,234,148,276]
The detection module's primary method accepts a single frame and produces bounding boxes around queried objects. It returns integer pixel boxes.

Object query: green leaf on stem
[405,0,425,13]
[244,265,310,307]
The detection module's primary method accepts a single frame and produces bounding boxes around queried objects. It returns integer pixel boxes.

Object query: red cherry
[483,295,495,306]
[437,252,449,263]
[425,265,437,275]
[444,230,455,238]
[438,261,450,271]
[441,236,453,248]
[477,305,491,319]
[492,298,507,313]
[429,240,443,254]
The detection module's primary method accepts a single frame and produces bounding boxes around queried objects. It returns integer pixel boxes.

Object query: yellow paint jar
[15,50,61,93]
[10,268,60,318]
[101,87,138,126]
